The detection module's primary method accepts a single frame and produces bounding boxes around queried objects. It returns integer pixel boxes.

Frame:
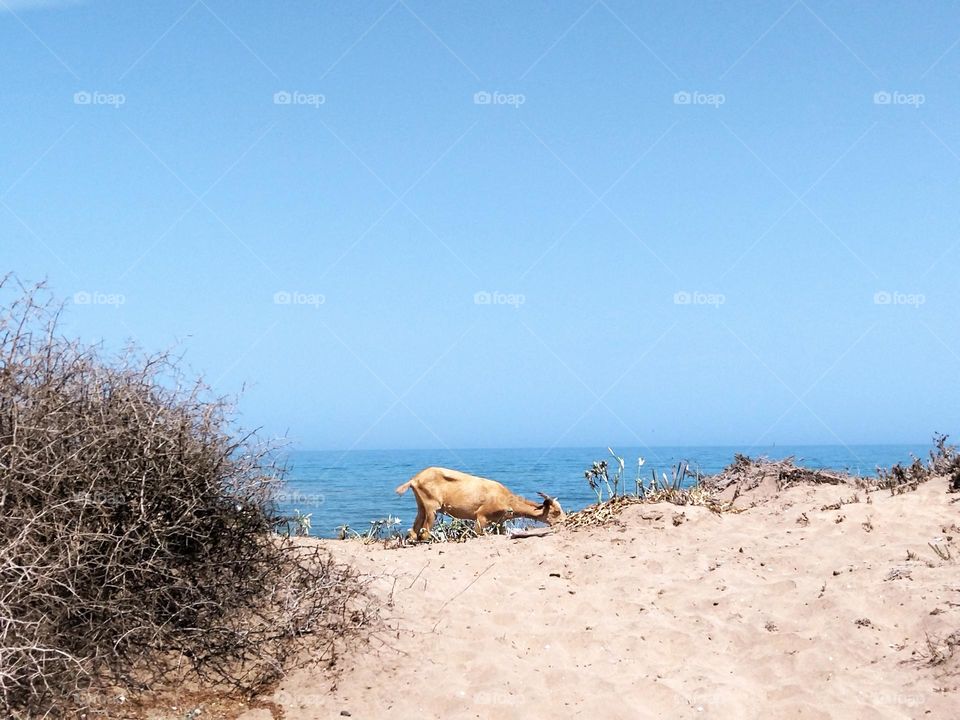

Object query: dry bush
[706,454,852,498]
[872,433,959,494]
[0,278,370,718]
[561,494,644,530]
[921,630,960,667]
[929,433,960,492]
[710,441,958,501]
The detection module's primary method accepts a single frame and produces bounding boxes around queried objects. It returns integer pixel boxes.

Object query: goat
[395,466,564,541]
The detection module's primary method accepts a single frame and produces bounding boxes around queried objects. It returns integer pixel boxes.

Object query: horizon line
[277,440,933,454]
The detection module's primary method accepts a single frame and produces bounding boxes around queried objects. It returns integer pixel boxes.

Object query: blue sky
[2,0,958,450]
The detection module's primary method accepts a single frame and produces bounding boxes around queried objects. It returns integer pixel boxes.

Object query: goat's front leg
[474,514,488,535]
[408,495,426,542]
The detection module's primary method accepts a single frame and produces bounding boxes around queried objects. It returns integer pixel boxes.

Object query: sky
[2,0,958,451]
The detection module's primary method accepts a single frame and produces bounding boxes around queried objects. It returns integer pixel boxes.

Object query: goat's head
[536,492,565,525]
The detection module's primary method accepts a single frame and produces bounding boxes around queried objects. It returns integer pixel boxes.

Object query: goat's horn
[537,491,551,502]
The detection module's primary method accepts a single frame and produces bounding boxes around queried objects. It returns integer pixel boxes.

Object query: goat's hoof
[418,531,432,542]
[406,530,418,542]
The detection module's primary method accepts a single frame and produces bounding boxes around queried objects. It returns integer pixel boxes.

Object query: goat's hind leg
[408,491,426,542]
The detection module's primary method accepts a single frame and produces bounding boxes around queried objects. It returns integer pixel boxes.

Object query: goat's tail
[395,480,413,495]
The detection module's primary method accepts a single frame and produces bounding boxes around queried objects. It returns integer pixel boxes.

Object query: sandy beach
[261,475,959,720]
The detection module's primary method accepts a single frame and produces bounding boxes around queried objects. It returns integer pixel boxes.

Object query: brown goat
[395,466,564,541]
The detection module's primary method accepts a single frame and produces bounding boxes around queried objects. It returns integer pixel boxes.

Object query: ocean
[276,444,929,537]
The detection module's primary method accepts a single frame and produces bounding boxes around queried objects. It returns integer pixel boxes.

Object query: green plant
[430,516,506,541]
[364,514,402,542]
[277,508,313,537]
[584,448,645,502]
[608,447,625,496]
[584,460,610,502]
[634,456,647,496]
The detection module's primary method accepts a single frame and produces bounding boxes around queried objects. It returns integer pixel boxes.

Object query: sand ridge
[271,477,959,719]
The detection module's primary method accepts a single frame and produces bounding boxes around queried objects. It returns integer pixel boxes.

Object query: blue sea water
[277,444,929,537]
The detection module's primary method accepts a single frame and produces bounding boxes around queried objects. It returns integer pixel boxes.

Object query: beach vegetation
[0,277,370,718]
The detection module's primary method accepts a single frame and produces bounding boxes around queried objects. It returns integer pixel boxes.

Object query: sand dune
[268,477,959,719]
